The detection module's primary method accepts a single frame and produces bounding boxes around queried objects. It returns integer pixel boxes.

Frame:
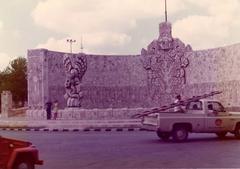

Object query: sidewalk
[0,117,142,131]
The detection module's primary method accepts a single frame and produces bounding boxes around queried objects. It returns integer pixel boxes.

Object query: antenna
[80,36,84,53]
[165,0,168,22]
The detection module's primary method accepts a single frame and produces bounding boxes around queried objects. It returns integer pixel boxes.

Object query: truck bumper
[141,124,157,131]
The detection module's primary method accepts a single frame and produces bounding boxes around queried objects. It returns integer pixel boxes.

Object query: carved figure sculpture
[141,22,192,105]
[63,53,87,107]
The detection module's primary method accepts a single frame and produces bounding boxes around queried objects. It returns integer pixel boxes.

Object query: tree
[0,57,27,107]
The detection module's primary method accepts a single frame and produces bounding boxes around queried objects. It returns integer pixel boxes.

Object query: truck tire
[13,158,35,169]
[235,125,240,139]
[215,132,227,139]
[156,131,170,141]
[172,127,188,142]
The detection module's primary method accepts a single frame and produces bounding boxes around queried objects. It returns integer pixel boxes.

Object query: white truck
[141,98,240,142]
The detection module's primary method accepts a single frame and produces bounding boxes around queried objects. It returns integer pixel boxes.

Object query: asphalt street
[1,130,240,169]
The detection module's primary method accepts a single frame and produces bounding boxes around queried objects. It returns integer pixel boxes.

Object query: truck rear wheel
[215,132,227,139]
[13,158,35,169]
[156,131,170,141]
[172,127,188,142]
[235,125,240,139]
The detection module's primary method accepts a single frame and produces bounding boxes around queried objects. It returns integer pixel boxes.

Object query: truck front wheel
[156,131,170,141]
[235,125,240,139]
[172,127,188,142]
[13,158,35,169]
[215,132,227,139]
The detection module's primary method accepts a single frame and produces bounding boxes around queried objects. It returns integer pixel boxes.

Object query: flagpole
[165,0,167,22]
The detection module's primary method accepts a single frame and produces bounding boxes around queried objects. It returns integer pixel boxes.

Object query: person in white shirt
[52,100,59,120]
[174,95,184,113]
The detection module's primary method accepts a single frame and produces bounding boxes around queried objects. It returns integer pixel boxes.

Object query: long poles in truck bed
[132,91,223,118]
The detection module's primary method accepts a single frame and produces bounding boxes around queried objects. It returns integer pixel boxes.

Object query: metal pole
[165,0,167,22]
[80,36,84,53]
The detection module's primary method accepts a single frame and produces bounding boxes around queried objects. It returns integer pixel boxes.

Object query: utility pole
[66,39,76,53]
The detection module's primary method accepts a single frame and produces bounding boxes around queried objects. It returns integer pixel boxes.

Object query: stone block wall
[28,43,240,111]
[79,54,149,108]
[1,91,12,117]
[28,49,48,109]
[185,43,240,108]
[28,49,149,110]
[186,43,240,84]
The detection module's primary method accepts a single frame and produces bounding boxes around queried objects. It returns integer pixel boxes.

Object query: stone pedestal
[1,91,13,118]
[26,108,148,120]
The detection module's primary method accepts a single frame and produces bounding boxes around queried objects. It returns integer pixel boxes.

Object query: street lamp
[80,36,84,53]
[66,39,76,53]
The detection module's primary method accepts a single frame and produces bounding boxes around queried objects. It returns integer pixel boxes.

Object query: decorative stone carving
[141,22,192,105]
[63,53,87,107]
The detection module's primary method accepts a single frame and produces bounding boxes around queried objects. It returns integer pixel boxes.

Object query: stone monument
[140,22,192,105]
[1,91,13,118]
[27,12,240,119]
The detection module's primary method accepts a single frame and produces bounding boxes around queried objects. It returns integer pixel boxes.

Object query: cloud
[36,37,69,52]
[0,53,18,71]
[32,0,185,53]
[32,0,240,52]
[36,32,131,54]
[0,21,3,29]
[173,0,240,50]
[32,0,185,33]
[0,20,3,34]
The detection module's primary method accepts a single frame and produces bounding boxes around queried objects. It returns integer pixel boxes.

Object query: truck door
[205,101,230,132]
[186,101,205,132]
[0,138,11,168]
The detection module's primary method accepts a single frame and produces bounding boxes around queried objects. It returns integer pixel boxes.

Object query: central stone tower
[140,20,192,105]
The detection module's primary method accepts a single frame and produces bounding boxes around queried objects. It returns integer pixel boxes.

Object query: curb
[0,127,148,132]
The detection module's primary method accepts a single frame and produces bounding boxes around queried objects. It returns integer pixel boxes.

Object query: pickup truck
[141,99,240,142]
[0,136,43,169]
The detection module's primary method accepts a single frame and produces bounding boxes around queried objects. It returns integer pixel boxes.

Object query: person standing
[52,100,59,120]
[45,101,52,120]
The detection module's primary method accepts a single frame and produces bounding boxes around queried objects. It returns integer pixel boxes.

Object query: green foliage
[0,57,27,105]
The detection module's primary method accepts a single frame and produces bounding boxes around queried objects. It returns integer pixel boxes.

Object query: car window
[207,102,225,112]
[187,101,203,110]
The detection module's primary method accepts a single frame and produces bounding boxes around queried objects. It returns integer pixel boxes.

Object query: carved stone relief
[141,22,192,105]
[63,53,87,107]
[28,56,43,108]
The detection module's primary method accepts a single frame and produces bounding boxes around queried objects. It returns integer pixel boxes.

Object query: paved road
[1,130,240,169]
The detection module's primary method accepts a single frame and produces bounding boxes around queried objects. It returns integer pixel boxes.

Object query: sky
[0,0,240,70]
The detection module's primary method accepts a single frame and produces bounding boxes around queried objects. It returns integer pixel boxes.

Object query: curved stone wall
[27,24,240,111]
[27,49,150,109]
[185,43,240,108]
[186,43,240,84]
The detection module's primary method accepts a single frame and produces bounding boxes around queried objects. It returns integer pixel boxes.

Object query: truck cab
[0,136,43,169]
[187,99,236,131]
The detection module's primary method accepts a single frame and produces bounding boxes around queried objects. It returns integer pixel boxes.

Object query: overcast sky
[0,0,240,70]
